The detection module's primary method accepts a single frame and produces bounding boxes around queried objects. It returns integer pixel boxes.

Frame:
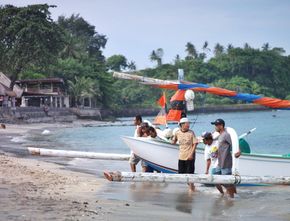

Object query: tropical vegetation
[1,4,290,110]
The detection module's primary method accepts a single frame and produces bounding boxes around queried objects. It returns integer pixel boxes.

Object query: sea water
[29,110,290,155]
[25,110,290,220]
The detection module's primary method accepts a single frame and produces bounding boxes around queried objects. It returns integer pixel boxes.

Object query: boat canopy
[149,82,290,110]
[112,72,290,110]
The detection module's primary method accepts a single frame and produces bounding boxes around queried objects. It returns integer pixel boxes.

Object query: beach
[0,122,194,221]
[1,114,290,221]
[0,123,105,220]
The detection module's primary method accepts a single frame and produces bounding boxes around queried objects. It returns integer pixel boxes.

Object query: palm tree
[213,43,224,57]
[127,60,137,70]
[185,42,198,59]
[156,48,164,66]
[262,43,270,51]
[150,48,163,66]
[174,54,181,64]
[68,76,101,107]
[202,41,210,52]
[227,44,234,52]
[60,33,83,59]
[244,43,251,49]
[150,50,158,64]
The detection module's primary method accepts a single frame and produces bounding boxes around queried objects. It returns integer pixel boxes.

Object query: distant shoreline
[101,104,269,118]
[0,104,270,123]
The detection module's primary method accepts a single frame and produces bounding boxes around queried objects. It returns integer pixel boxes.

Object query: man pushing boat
[172,117,198,192]
[211,118,238,198]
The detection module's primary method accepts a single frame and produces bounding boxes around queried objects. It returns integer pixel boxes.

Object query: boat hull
[122,136,290,177]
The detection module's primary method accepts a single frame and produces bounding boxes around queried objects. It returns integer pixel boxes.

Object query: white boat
[122,136,290,177]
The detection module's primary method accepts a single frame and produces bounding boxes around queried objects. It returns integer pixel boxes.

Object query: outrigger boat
[122,135,290,177]
[113,71,290,178]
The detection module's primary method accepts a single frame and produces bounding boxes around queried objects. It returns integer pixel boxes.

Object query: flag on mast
[157,92,166,108]
[154,92,167,125]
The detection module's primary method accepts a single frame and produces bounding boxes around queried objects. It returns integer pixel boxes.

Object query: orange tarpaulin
[153,108,167,125]
[166,109,182,122]
[253,97,290,109]
[157,93,166,108]
[170,90,186,102]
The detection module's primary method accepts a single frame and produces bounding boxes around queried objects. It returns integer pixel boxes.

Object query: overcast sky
[2,0,290,70]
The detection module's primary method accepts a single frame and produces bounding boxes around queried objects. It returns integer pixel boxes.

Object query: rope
[234,174,241,185]
[191,92,206,129]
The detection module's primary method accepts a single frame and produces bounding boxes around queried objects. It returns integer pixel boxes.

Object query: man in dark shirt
[211,119,236,198]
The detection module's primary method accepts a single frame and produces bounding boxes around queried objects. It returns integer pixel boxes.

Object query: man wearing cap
[172,117,198,192]
[211,119,236,198]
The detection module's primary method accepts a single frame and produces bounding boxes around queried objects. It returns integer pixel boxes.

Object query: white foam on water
[41,129,51,135]
[10,136,27,143]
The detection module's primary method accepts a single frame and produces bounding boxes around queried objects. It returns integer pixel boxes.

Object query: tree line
[1,4,290,110]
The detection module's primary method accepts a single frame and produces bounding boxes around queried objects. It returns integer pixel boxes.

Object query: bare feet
[103,171,113,181]
[188,183,196,192]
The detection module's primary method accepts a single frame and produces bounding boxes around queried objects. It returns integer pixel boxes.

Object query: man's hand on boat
[235,151,241,158]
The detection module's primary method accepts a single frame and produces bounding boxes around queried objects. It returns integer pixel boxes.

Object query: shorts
[129,153,140,165]
[129,153,147,167]
[211,167,219,174]
[213,167,232,175]
[178,159,195,174]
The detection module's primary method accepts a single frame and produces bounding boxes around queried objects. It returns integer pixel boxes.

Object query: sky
[1,0,290,70]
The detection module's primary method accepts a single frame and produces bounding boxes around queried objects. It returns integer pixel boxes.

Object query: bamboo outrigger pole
[113,72,178,85]
[104,171,290,185]
[28,147,130,161]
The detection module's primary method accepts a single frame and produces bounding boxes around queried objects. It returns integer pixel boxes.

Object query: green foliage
[20,70,46,79]
[57,14,107,60]
[286,95,290,100]
[1,4,290,110]
[205,76,268,105]
[68,76,101,106]
[106,55,127,71]
[0,4,64,87]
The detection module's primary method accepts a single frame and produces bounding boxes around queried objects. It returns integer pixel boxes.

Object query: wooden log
[103,171,290,185]
[27,147,130,161]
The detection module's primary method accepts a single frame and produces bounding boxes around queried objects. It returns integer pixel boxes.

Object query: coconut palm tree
[150,48,163,66]
[202,41,210,52]
[227,44,234,52]
[244,43,251,49]
[60,33,83,59]
[213,43,224,57]
[262,43,270,51]
[127,61,137,70]
[174,54,181,65]
[185,42,198,59]
[68,76,101,107]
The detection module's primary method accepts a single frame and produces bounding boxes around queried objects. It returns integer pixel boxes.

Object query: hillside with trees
[1,4,290,110]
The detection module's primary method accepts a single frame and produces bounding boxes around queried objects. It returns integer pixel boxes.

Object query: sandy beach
[0,122,193,221]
